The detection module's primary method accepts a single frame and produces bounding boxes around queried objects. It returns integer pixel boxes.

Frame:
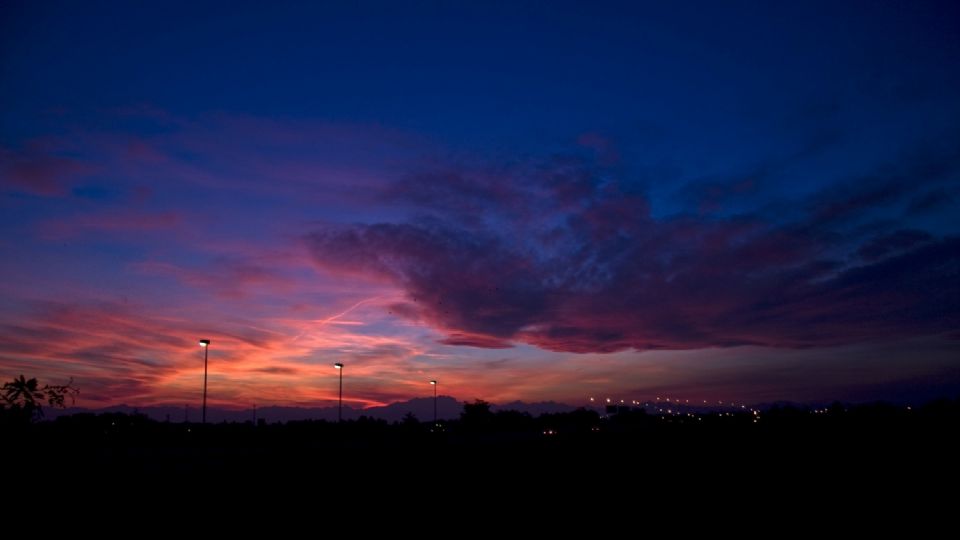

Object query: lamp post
[334,363,344,422]
[199,339,211,424]
[430,380,438,426]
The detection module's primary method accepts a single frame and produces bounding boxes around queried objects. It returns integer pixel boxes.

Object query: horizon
[2,1,959,411]
[42,392,927,426]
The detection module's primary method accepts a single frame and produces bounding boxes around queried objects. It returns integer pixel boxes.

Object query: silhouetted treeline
[4,398,958,445]
[3,398,959,491]
[5,397,959,439]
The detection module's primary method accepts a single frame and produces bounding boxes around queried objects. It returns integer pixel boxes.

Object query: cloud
[0,298,441,408]
[0,144,94,196]
[307,152,960,353]
[908,188,955,215]
[37,211,181,239]
[252,366,301,375]
[439,332,514,349]
[857,229,933,261]
[131,258,289,299]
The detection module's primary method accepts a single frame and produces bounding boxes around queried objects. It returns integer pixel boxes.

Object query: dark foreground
[5,400,959,496]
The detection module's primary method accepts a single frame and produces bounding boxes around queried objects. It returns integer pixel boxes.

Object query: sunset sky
[1,1,958,410]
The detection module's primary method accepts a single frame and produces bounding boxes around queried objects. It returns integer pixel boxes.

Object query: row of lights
[590,396,756,412]
[589,395,763,424]
[197,340,440,424]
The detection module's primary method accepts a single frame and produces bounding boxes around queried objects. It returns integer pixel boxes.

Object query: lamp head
[430,380,437,385]
[199,339,210,347]
[334,363,343,369]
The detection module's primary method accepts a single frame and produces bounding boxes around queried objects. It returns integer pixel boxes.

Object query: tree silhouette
[1,375,79,423]
[460,399,494,432]
[461,399,492,419]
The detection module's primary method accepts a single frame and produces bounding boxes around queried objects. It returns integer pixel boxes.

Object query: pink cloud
[38,211,181,239]
[0,144,95,196]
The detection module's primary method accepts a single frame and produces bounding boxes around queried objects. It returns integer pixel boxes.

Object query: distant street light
[199,339,211,424]
[430,380,438,426]
[334,363,344,422]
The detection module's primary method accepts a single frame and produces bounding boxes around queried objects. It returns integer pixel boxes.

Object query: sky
[1,0,958,410]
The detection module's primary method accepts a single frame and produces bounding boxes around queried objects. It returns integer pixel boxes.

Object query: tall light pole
[430,380,438,426]
[199,339,211,424]
[334,362,344,422]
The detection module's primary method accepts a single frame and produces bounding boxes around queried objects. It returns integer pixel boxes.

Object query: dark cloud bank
[308,151,959,353]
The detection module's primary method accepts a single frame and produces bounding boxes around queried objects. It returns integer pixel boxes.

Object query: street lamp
[334,363,344,422]
[430,380,438,426]
[199,339,211,424]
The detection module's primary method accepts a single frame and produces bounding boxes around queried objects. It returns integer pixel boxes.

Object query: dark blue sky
[1,1,958,407]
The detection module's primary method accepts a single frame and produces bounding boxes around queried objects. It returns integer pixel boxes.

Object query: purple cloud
[307,153,960,353]
[0,144,95,196]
